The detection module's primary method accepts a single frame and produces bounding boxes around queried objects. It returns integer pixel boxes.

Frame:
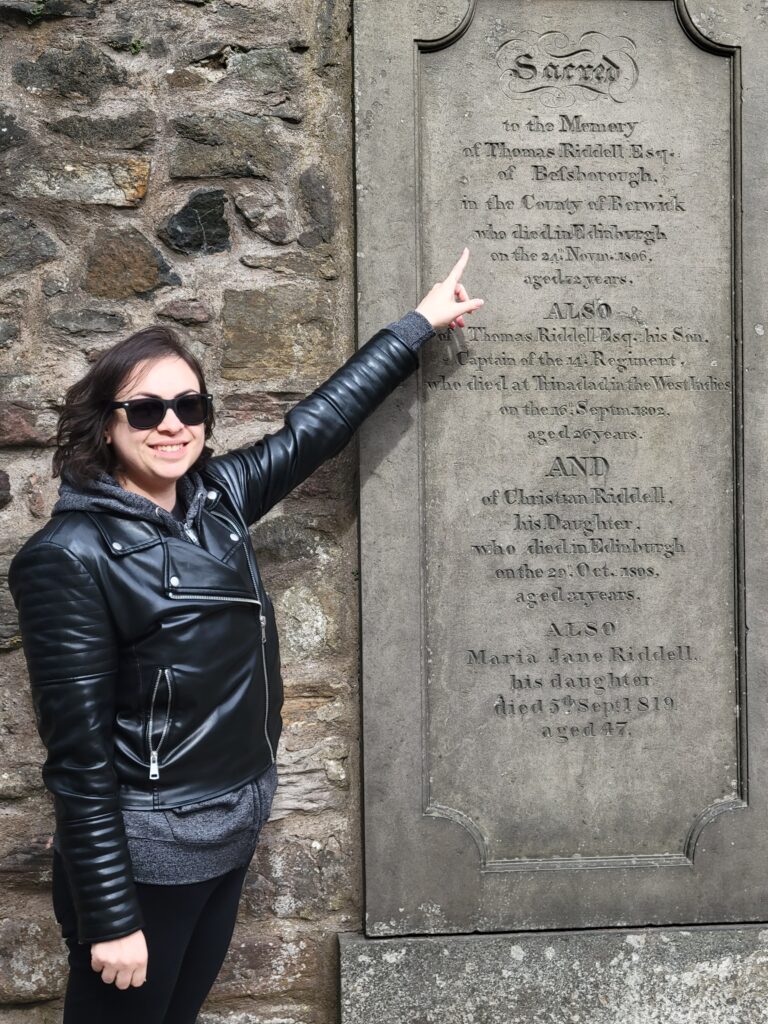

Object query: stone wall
[0,2,360,1020]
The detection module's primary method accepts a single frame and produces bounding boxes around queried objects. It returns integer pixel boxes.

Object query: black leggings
[52,850,248,1024]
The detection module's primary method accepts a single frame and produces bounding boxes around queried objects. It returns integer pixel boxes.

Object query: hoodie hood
[52,472,208,542]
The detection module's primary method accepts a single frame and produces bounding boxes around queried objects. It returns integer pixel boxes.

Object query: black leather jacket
[9,326,420,943]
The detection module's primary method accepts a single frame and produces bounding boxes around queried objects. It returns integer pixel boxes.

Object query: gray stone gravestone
[345,0,768,1018]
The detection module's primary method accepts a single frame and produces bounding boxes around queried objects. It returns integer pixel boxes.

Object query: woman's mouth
[151,442,188,455]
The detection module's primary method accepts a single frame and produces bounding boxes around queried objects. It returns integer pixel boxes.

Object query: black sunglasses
[110,393,213,430]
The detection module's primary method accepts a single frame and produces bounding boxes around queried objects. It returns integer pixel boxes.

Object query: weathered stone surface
[13,41,127,103]
[0,470,11,510]
[84,228,180,299]
[0,109,28,151]
[0,213,57,279]
[235,184,295,244]
[106,33,167,58]
[246,833,354,921]
[170,111,287,180]
[340,929,768,1024]
[220,284,333,384]
[220,391,302,427]
[252,516,336,568]
[275,585,334,660]
[212,924,324,999]
[47,110,156,150]
[272,735,349,820]
[156,298,211,324]
[298,166,335,247]
[0,402,56,446]
[0,918,66,1003]
[0,833,53,880]
[23,472,49,519]
[199,1011,322,1024]
[194,46,303,122]
[0,1008,63,1024]
[158,189,230,254]
[5,157,151,207]
[0,541,22,649]
[40,0,104,17]
[2,0,103,17]
[41,278,67,297]
[0,318,19,347]
[240,247,337,280]
[48,309,127,334]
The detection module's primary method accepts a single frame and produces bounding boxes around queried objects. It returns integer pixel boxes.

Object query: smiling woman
[52,326,217,509]
[9,250,483,1023]
[106,356,208,510]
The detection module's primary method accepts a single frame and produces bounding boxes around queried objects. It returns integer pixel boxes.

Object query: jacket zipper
[210,507,275,763]
[147,668,172,781]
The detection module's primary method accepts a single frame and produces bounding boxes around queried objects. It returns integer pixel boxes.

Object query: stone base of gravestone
[339,927,768,1024]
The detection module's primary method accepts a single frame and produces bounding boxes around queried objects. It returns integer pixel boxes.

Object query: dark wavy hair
[53,325,216,488]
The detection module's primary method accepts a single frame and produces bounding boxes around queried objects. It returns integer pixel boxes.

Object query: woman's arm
[204,250,483,525]
[9,540,144,946]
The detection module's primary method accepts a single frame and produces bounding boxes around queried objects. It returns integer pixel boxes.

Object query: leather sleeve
[205,326,419,525]
[9,541,144,944]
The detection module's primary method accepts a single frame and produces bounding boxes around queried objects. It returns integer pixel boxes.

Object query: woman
[9,250,482,1022]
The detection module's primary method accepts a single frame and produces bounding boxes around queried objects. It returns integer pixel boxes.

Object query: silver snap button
[170,575,180,587]
[111,541,123,551]
[206,490,217,501]
[229,532,239,542]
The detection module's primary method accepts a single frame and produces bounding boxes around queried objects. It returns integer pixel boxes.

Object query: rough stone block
[298,166,335,246]
[0,917,66,1003]
[272,735,350,820]
[0,403,56,447]
[240,247,337,281]
[220,284,333,385]
[156,298,211,325]
[200,1011,322,1024]
[2,0,102,17]
[0,109,28,151]
[245,832,355,921]
[47,110,156,150]
[211,924,324,1000]
[251,515,339,570]
[0,318,20,347]
[170,111,287,180]
[235,184,295,244]
[0,212,57,279]
[340,929,768,1024]
[0,541,22,649]
[158,189,230,254]
[84,228,179,299]
[48,309,127,335]
[12,41,126,102]
[5,157,151,207]
[0,469,11,509]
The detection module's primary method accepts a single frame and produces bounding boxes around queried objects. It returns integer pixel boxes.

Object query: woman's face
[107,355,207,507]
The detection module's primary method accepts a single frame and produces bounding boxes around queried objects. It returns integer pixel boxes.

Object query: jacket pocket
[146,667,173,782]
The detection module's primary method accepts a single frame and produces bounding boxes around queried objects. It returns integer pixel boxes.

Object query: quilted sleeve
[9,541,144,944]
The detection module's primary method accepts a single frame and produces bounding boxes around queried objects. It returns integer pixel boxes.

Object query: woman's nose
[157,408,184,432]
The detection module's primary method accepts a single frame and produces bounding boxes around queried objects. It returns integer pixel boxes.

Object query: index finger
[447,247,470,285]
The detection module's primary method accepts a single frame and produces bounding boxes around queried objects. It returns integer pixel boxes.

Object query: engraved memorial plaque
[356,0,766,935]
[419,3,741,870]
